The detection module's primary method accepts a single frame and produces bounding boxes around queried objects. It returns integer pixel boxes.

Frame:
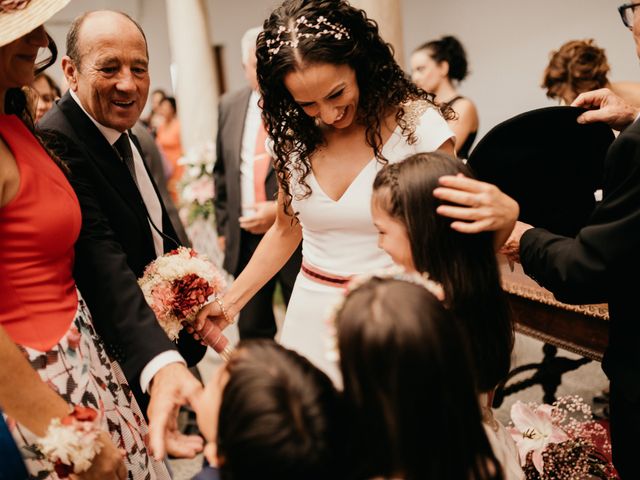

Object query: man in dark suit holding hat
[39,9,205,459]
[434,4,640,476]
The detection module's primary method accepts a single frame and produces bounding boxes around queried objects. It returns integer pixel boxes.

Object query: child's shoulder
[191,465,221,480]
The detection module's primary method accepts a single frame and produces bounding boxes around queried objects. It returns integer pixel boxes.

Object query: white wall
[403,0,637,140]
[46,0,640,141]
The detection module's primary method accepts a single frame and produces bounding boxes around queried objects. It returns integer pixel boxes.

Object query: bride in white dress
[197,0,454,381]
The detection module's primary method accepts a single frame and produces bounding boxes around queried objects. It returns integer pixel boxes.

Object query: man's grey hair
[241,26,262,65]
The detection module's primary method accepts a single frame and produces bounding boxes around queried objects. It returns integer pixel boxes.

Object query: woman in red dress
[0,1,170,478]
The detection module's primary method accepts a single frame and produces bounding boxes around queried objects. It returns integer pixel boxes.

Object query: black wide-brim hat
[467,106,615,237]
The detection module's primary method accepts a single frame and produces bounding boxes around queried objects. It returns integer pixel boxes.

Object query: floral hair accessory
[139,246,233,360]
[265,15,350,59]
[324,266,445,362]
[508,395,616,479]
[36,405,102,478]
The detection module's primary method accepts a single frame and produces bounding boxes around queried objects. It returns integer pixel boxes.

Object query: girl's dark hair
[217,339,345,480]
[415,35,469,82]
[4,34,67,173]
[372,152,513,392]
[542,39,610,101]
[256,0,453,215]
[337,277,504,480]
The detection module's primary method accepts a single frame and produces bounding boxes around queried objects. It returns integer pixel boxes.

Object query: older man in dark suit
[39,10,204,459]
[214,27,301,340]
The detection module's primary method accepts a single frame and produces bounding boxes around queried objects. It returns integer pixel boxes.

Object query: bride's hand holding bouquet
[138,247,234,359]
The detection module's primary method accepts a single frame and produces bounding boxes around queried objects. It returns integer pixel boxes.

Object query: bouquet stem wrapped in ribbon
[138,247,233,360]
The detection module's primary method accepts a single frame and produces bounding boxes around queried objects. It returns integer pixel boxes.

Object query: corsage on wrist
[37,405,102,478]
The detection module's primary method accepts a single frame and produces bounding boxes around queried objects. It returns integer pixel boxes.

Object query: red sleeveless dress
[0,114,80,350]
[0,114,170,479]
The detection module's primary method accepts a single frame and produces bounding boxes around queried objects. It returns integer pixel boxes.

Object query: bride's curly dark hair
[256,0,453,215]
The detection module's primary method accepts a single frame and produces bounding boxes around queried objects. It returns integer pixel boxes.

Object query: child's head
[372,152,513,392]
[195,339,343,480]
[372,151,492,275]
[335,275,503,480]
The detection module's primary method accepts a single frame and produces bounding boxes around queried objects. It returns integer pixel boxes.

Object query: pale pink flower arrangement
[508,396,616,479]
[139,247,232,358]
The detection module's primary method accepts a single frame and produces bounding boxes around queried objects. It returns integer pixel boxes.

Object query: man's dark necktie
[113,133,138,186]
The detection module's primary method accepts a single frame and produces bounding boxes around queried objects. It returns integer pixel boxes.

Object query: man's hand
[239,201,277,234]
[499,220,534,265]
[433,174,520,250]
[147,363,204,460]
[76,431,127,480]
[572,88,640,131]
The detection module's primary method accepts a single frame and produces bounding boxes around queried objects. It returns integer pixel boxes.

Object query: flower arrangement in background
[138,247,232,358]
[178,141,216,225]
[177,141,227,269]
[508,395,617,479]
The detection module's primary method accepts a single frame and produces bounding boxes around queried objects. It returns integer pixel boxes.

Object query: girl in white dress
[197,0,454,380]
[371,152,523,479]
[335,274,506,480]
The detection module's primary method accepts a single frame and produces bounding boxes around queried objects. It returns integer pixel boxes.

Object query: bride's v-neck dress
[280,103,454,382]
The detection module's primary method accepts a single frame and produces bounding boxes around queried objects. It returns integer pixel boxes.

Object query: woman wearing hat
[0,1,170,478]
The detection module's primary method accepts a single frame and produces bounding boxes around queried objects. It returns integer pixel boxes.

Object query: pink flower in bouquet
[139,247,232,358]
[508,401,569,474]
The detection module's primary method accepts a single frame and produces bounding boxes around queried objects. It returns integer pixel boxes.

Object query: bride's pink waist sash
[301,259,353,288]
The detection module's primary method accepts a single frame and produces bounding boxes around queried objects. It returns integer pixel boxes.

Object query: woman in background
[542,38,640,108]
[155,95,184,203]
[31,72,60,122]
[411,35,479,158]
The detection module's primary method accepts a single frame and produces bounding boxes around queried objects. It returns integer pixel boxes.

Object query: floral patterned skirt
[3,293,170,480]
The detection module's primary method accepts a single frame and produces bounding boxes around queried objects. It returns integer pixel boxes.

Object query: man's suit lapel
[58,94,144,205]
[57,93,154,244]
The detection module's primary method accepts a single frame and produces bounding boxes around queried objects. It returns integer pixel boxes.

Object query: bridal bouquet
[139,247,232,359]
[508,395,616,479]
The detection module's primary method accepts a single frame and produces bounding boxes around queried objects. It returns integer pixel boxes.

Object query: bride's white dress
[280,103,454,382]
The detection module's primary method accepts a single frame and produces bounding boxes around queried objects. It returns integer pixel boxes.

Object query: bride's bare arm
[197,187,302,329]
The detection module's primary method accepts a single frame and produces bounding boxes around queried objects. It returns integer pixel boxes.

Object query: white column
[165,0,219,150]
[350,0,404,68]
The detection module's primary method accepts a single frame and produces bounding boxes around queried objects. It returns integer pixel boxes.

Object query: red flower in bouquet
[171,273,214,320]
[139,247,232,358]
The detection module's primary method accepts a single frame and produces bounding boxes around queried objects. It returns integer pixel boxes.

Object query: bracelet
[37,405,102,478]
[214,296,234,325]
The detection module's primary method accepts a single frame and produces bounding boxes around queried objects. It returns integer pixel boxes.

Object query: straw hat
[0,0,70,47]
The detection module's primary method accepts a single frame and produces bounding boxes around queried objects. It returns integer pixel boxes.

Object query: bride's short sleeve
[403,101,455,152]
[414,106,456,151]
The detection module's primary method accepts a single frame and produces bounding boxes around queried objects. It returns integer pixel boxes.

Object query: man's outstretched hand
[147,363,204,460]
